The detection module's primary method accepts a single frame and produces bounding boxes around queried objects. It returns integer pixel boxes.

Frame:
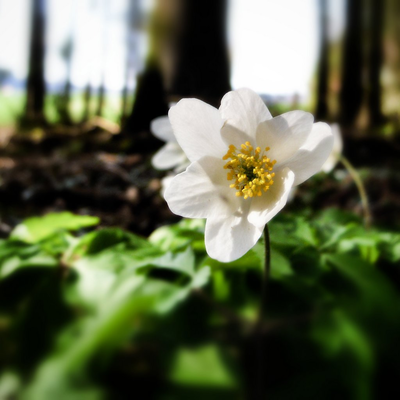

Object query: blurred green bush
[0,210,399,399]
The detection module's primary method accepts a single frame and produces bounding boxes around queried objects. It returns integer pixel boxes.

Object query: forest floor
[0,125,399,239]
[0,125,178,239]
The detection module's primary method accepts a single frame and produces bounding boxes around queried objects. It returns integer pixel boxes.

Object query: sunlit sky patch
[0,0,344,98]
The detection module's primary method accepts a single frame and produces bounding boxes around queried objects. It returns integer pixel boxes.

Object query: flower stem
[339,155,372,229]
[254,224,271,399]
[259,224,271,322]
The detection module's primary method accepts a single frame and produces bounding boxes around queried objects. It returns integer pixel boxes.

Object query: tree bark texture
[315,0,330,120]
[367,0,385,126]
[339,0,364,126]
[25,0,47,125]
[170,0,231,107]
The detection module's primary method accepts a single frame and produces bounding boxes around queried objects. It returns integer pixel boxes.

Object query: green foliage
[0,209,399,399]
[10,212,100,243]
[168,344,236,388]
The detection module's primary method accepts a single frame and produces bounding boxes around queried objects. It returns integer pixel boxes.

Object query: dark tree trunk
[81,83,92,123]
[170,0,231,107]
[123,63,169,135]
[24,0,47,126]
[96,0,109,118]
[122,0,169,137]
[120,85,129,126]
[339,0,364,126]
[57,38,73,124]
[96,80,105,117]
[367,0,385,126]
[120,0,141,126]
[315,0,329,120]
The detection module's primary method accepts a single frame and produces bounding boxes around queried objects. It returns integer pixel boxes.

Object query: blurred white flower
[151,113,190,173]
[165,88,333,262]
[321,123,343,173]
[160,174,175,197]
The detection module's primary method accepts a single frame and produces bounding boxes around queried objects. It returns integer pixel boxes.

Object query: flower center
[223,141,276,199]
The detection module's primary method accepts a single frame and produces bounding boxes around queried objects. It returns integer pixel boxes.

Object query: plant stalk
[340,155,372,229]
[254,224,271,399]
[259,224,271,322]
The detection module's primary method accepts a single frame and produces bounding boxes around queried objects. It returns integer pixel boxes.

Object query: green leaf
[311,309,374,400]
[201,241,263,272]
[149,219,205,253]
[24,270,203,398]
[338,236,380,264]
[268,218,305,248]
[0,253,57,279]
[377,232,400,262]
[147,247,196,277]
[23,274,146,398]
[270,246,293,279]
[37,231,75,257]
[212,270,230,301]
[294,217,319,247]
[69,228,151,259]
[315,207,362,225]
[10,212,99,243]
[312,309,373,368]
[67,245,199,310]
[322,253,400,324]
[0,240,58,280]
[0,372,21,400]
[168,345,237,388]
[0,240,39,264]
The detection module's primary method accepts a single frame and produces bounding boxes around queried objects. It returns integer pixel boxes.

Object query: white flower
[151,114,190,173]
[321,123,343,173]
[160,174,176,197]
[164,89,333,262]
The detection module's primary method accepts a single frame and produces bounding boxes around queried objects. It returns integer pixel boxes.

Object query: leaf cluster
[0,210,399,399]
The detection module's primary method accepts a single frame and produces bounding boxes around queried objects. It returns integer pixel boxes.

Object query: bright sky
[0,0,30,80]
[229,0,318,97]
[0,0,344,98]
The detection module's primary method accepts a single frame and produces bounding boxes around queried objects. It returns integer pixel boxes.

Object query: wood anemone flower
[165,88,333,262]
[321,123,343,173]
[151,114,189,173]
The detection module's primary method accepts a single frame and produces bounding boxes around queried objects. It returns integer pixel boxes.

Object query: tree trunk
[122,0,170,136]
[120,0,141,126]
[315,0,330,120]
[57,38,73,124]
[95,80,105,117]
[24,0,47,126]
[169,0,231,107]
[123,62,169,135]
[339,0,364,126]
[96,0,109,118]
[81,83,92,123]
[367,0,385,126]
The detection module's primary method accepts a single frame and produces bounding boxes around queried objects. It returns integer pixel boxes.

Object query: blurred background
[0,0,399,232]
[0,0,400,399]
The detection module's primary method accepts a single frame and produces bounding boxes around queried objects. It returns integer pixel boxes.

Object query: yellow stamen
[222,141,277,199]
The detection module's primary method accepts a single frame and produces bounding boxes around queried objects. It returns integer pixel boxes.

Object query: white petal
[219,88,272,144]
[164,156,241,219]
[152,142,188,170]
[321,123,343,173]
[256,110,314,165]
[150,116,176,142]
[278,122,333,186]
[247,168,295,227]
[160,174,175,197]
[220,123,252,150]
[173,160,191,173]
[168,99,226,162]
[205,212,263,262]
[321,153,337,174]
